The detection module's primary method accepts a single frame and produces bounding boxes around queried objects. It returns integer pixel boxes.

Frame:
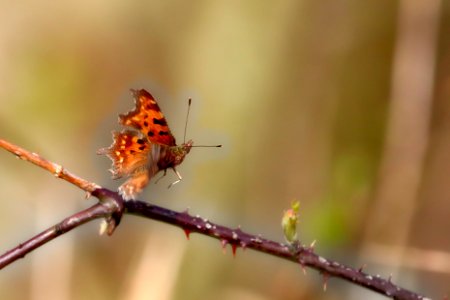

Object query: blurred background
[0,1,449,299]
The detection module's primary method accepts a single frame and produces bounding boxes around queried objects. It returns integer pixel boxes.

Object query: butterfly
[98,89,193,200]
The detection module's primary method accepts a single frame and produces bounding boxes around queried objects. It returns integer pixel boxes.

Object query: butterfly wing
[118,171,149,200]
[97,130,166,200]
[118,143,165,200]
[97,130,152,179]
[119,89,177,147]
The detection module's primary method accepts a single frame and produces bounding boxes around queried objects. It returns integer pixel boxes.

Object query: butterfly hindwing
[97,130,150,179]
[118,170,150,200]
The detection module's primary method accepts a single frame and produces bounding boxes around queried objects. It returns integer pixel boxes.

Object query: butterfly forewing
[119,89,176,146]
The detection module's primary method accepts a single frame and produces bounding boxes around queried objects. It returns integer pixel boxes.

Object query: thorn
[388,273,392,283]
[84,191,92,199]
[221,239,228,254]
[14,150,23,159]
[322,272,329,292]
[240,241,247,251]
[358,264,366,273]
[106,218,117,236]
[299,260,307,275]
[309,240,316,250]
[231,244,237,257]
[184,229,191,240]
[99,220,108,235]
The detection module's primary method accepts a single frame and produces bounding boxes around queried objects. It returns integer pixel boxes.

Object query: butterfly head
[182,139,194,154]
[171,139,193,165]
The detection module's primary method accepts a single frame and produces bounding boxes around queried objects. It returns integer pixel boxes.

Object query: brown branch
[0,139,100,193]
[0,202,108,269]
[0,139,431,300]
[126,200,430,300]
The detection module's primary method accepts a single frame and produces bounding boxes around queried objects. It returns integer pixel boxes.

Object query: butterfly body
[98,89,193,200]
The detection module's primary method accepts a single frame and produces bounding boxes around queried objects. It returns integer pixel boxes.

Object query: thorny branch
[0,138,431,300]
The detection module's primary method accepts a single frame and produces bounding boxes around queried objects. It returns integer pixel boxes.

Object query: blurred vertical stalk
[361,0,441,270]
[30,193,75,300]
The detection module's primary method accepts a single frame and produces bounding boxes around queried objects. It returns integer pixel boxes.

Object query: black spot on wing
[153,118,167,126]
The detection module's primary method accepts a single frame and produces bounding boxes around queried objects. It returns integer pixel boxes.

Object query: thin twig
[0,203,106,269]
[0,139,431,300]
[0,139,100,193]
[0,188,125,270]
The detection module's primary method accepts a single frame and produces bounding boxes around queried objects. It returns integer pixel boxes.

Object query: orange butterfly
[98,89,193,200]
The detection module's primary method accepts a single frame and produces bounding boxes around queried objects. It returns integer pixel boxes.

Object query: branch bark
[0,138,431,300]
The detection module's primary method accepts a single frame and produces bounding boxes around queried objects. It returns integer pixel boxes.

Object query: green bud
[282,200,300,244]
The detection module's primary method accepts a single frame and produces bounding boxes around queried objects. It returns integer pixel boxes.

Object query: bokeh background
[1,1,449,299]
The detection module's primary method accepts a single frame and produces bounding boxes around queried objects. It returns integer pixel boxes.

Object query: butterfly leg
[154,169,167,184]
[168,167,182,189]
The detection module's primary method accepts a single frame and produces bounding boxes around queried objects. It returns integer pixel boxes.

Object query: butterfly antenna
[183,97,222,148]
[183,98,192,144]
